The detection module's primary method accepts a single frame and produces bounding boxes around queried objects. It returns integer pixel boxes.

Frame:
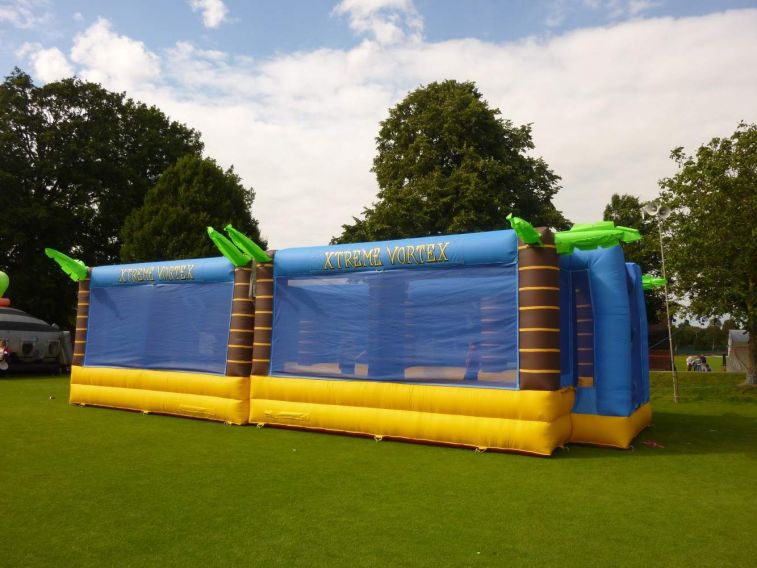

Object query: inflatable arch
[57,221,651,455]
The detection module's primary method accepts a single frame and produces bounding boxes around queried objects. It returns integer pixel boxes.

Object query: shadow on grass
[0,370,69,380]
[561,408,757,460]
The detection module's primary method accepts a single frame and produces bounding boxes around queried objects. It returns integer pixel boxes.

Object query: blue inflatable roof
[90,257,234,287]
[274,230,519,278]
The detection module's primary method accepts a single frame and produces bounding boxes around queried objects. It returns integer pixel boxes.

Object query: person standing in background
[0,339,9,371]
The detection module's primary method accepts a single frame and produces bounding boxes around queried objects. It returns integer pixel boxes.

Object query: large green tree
[0,69,203,326]
[333,80,568,243]
[120,155,264,262]
[659,122,757,384]
[603,193,665,324]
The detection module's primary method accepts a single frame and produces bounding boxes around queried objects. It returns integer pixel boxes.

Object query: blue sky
[1,0,756,247]
[3,1,754,66]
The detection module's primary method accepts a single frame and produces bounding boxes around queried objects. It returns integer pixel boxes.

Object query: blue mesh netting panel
[270,264,518,388]
[84,258,234,374]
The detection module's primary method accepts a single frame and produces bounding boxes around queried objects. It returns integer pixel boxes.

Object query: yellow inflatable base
[69,368,651,454]
[250,375,576,456]
[570,403,652,448]
[70,366,250,425]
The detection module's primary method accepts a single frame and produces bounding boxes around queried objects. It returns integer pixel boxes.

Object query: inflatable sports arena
[54,219,652,456]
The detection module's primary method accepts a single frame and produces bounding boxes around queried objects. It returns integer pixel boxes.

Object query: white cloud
[549,0,659,27]
[72,11,83,22]
[0,0,50,29]
[189,0,228,29]
[583,0,659,20]
[333,0,423,45]
[69,18,160,92]
[546,1,569,28]
[17,10,757,251]
[16,43,73,82]
[627,1,659,17]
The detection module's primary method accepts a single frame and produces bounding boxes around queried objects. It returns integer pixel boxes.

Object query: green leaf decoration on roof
[554,221,641,255]
[642,275,667,290]
[44,248,89,282]
[207,227,251,267]
[506,213,542,245]
[0,271,9,297]
[224,224,271,263]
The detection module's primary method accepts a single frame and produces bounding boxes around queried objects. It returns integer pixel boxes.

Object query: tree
[120,155,264,262]
[603,193,665,324]
[672,320,729,354]
[0,69,203,326]
[333,80,568,243]
[603,193,660,269]
[659,122,757,384]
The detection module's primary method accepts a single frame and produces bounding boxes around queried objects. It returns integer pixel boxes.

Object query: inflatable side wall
[560,248,651,447]
[69,257,251,424]
[248,229,576,455]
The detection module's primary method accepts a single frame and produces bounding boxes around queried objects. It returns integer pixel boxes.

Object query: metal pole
[658,221,679,403]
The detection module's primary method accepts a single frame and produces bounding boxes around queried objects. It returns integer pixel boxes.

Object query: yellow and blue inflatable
[64,225,651,455]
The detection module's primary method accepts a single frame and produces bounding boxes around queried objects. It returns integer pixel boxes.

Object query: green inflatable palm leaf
[0,271,8,297]
[506,213,542,245]
[642,275,667,290]
[44,248,88,282]
[555,222,641,255]
[617,225,642,243]
[207,227,251,267]
[224,224,271,262]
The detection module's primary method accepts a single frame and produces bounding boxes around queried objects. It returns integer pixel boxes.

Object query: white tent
[726,330,750,373]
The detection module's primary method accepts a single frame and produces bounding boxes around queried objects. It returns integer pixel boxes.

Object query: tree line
[1,69,754,382]
[0,69,262,327]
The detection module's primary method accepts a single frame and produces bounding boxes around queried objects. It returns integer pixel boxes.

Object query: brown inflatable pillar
[72,272,91,366]
[226,266,254,377]
[517,228,561,390]
[251,252,275,376]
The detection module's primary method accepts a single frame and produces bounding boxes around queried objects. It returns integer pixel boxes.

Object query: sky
[1,0,756,248]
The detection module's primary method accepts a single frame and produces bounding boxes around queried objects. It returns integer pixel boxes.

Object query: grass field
[1,373,755,567]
